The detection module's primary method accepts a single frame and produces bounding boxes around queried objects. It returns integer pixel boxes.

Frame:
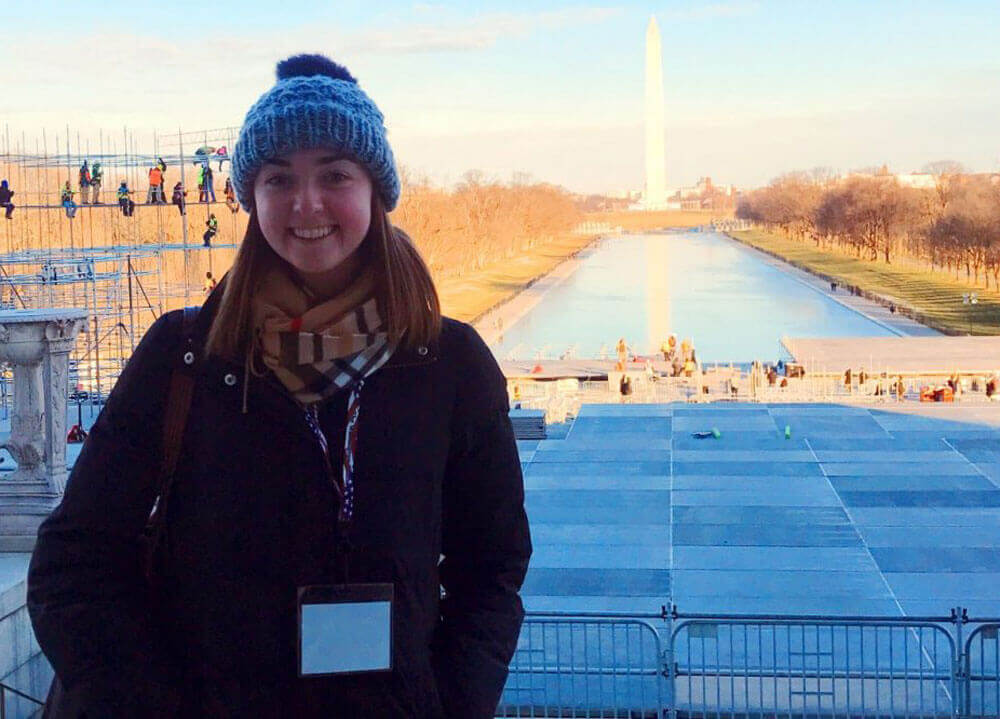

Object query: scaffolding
[0,124,247,410]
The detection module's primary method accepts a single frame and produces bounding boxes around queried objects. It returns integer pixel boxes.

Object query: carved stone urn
[0,308,87,550]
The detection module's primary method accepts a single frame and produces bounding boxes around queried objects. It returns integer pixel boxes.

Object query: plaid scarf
[253,264,395,524]
[253,264,394,406]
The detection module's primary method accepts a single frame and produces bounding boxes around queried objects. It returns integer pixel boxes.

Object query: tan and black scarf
[253,264,394,406]
[252,264,396,524]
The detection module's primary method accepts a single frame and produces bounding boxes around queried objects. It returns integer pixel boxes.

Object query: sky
[3,0,999,194]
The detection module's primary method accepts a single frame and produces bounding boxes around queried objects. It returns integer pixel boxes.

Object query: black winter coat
[28,292,531,718]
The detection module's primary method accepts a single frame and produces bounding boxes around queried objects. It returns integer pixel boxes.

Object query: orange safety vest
[149,167,163,186]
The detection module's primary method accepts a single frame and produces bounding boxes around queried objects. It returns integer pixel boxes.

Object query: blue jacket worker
[28,53,531,718]
[116,180,135,216]
[0,179,14,219]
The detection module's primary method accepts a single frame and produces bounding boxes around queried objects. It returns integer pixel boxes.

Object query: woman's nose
[292,183,324,215]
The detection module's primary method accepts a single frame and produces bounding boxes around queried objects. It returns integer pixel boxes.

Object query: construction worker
[223,177,239,213]
[197,164,207,202]
[203,213,218,247]
[204,271,217,294]
[0,180,14,219]
[215,145,229,172]
[147,164,165,204]
[171,182,186,216]
[90,162,103,204]
[116,180,135,217]
[78,161,91,204]
[60,182,78,219]
[203,164,216,203]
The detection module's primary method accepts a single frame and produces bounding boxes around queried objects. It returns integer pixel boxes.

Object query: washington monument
[643,15,667,208]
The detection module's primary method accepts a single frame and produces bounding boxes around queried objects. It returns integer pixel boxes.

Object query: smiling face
[253,147,373,293]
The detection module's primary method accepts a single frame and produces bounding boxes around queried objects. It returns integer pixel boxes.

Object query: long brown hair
[205,193,441,360]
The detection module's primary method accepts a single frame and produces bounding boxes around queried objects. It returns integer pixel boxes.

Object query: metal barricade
[499,613,668,718]
[498,608,1000,718]
[670,615,956,718]
[963,622,1000,719]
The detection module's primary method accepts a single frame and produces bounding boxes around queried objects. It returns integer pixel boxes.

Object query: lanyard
[303,379,364,524]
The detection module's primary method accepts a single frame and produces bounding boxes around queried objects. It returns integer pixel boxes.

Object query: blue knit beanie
[231,54,400,211]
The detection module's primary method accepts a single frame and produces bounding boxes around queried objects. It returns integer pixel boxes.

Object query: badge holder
[297,583,394,677]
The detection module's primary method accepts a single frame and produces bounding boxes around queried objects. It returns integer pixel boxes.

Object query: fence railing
[499,606,1000,718]
[2,609,994,718]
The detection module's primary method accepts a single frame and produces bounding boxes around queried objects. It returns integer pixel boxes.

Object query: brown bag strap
[143,306,199,576]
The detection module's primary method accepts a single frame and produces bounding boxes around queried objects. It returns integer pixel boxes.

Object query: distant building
[969,172,1000,186]
[895,173,937,189]
[667,177,736,210]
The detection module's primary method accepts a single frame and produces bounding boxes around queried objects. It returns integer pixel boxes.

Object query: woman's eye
[325,171,349,183]
[265,175,289,187]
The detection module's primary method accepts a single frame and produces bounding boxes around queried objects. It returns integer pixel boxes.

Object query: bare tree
[807,166,838,185]
[921,160,966,176]
[927,176,1000,286]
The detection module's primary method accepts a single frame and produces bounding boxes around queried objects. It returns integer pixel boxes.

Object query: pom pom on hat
[276,54,356,83]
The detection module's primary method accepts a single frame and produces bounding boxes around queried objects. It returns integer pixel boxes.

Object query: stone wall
[0,555,51,718]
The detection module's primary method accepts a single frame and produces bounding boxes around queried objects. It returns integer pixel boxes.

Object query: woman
[28,54,531,718]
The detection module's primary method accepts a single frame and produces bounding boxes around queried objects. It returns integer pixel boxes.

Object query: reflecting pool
[490,232,897,362]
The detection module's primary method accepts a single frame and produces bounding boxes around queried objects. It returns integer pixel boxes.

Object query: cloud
[664,1,759,21]
[344,7,625,54]
[7,6,624,94]
[412,2,446,14]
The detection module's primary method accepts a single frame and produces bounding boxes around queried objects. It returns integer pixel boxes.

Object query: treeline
[394,170,582,281]
[0,161,584,286]
[737,172,1000,288]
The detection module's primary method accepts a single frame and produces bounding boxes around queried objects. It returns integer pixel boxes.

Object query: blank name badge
[297,583,393,677]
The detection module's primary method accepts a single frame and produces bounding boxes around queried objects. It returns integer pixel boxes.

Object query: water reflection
[491,232,896,362]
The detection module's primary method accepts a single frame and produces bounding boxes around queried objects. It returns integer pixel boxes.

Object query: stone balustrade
[0,309,87,551]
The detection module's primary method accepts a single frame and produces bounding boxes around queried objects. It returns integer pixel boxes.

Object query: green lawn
[729,229,1000,335]
[436,232,598,323]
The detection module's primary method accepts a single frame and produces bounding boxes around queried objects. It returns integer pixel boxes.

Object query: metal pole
[127,254,135,351]
[116,255,124,370]
[40,130,47,254]
[98,127,104,213]
[93,280,101,403]
[154,129,163,244]
[66,125,74,252]
[130,129,138,246]
[81,260,91,398]
[54,130,66,255]
[156,249,165,315]
[179,128,190,306]
[123,125,130,246]
[3,123,10,256]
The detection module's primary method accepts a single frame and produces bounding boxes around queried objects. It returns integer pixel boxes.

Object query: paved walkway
[519,402,1000,617]
[783,335,1000,375]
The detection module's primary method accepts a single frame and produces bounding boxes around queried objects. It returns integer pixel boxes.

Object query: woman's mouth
[289,225,337,240]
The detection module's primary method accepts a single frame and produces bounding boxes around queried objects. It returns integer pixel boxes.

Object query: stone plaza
[519,402,1000,617]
